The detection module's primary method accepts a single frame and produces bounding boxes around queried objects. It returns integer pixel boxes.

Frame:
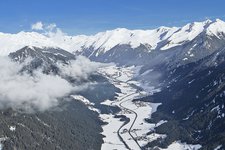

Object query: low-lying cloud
[0,56,102,113]
[59,56,105,80]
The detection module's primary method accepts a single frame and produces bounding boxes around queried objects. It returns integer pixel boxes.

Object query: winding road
[99,66,148,150]
[117,93,142,150]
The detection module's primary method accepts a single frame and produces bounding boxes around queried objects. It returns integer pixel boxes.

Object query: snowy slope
[0,27,178,56]
[161,20,212,50]
[73,27,178,53]
[0,19,225,56]
[58,19,225,54]
[0,31,57,55]
[72,19,225,54]
[206,19,225,38]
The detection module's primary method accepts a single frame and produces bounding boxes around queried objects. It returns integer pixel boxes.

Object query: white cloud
[0,57,72,112]
[31,21,44,30]
[31,21,57,32]
[30,21,68,45]
[59,56,105,80]
[0,56,102,113]
[46,23,57,31]
[47,28,67,39]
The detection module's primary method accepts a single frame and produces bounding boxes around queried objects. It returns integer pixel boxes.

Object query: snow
[0,137,8,150]
[0,19,224,56]
[127,77,161,94]
[161,20,212,50]
[97,65,202,149]
[83,27,178,55]
[100,99,114,105]
[211,105,220,112]
[0,31,58,56]
[206,19,225,38]
[71,95,94,105]
[214,145,222,150]
[183,110,195,121]
[71,95,100,113]
[140,69,153,76]
[188,79,195,84]
[131,101,166,146]
[159,141,202,150]
[190,53,194,57]
[9,126,16,131]
[100,114,127,150]
[36,117,50,127]
[98,65,167,149]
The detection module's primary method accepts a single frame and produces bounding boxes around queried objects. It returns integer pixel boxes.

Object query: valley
[97,65,201,150]
[0,18,225,149]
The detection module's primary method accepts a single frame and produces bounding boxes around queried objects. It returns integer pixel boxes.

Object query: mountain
[125,20,225,149]
[1,19,225,149]
[138,47,225,149]
[79,19,225,67]
[9,46,75,62]
[0,26,178,56]
[1,19,225,67]
[0,46,120,150]
[75,19,225,149]
[8,46,75,74]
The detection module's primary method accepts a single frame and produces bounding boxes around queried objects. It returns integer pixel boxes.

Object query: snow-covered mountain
[79,19,225,65]
[0,18,225,71]
[2,19,225,150]
[1,19,225,58]
[9,46,75,63]
[8,46,76,73]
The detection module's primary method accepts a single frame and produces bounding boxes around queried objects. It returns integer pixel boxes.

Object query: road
[98,66,147,150]
[117,93,142,150]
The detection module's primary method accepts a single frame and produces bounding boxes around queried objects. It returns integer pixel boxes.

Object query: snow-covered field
[98,65,168,149]
[100,114,127,150]
[97,65,202,150]
[72,64,201,150]
[160,141,202,150]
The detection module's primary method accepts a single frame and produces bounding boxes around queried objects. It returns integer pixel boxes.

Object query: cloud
[46,23,57,31]
[31,21,67,42]
[0,56,102,113]
[47,27,67,40]
[30,21,70,44]
[59,56,105,80]
[0,57,72,112]
[31,21,44,30]
[31,21,58,32]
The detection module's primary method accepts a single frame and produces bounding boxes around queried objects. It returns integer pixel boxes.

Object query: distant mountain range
[0,19,225,66]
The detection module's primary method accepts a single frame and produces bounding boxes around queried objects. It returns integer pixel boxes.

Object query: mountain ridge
[0,19,225,57]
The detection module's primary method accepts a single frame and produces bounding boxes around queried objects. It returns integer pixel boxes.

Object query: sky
[0,0,225,35]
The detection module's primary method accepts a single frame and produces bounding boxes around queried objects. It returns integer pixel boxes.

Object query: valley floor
[98,65,165,150]
[77,65,202,150]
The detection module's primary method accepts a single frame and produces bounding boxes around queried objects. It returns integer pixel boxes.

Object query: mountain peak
[215,18,224,23]
[0,18,225,56]
[160,18,225,50]
[205,18,225,38]
[203,19,213,24]
[24,45,36,50]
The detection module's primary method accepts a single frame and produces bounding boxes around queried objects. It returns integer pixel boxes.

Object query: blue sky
[0,0,225,35]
